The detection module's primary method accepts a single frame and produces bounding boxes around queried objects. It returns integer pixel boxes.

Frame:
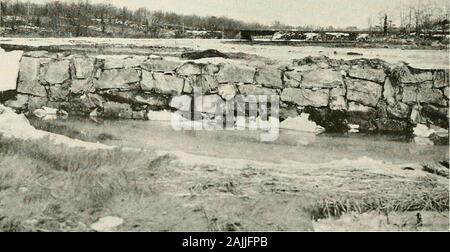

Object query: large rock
[279,107,299,120]
[134,94,169,108]
[176,62,202,76]
[141,59,180,72]
[347,102,374,113]
[102,101,134,119]
[421,104,449,129]
[348,68,386,83]
[280,113,325,134]
[73,57,95,79]
[182,78,193,94]
[400,70,433,84]
[281,88,329,107]
[0,50,23,92]
[141,71,184,95]
[414,124,449,145]
[410,105,423,124]
[346,79,382,107]
[170,95,192,111]
[433,70,449,88]
[414,124,435,138]
[375,118,409,133]
[69,94,105,115]
[444,87,449,99]
[238,85,277,96]
[194,95,224,114]
[4,94,28,111]
[302,107,348,133]
[27,96,49,112]
[184,75,218,94]
[283,70,302,88]
[94,68,140,90]
[22,50,49,58]
[300,69,343,89]
[202,64,220,75]
[0,104,37,139]
[48,83,70,101]
[0,104,113,149]
[90,216,124,232]
[70,78,94,94]
[99,90,168,108]
[329,87,347,110]
[33,106,57,119]
[417,87,446,106]
[217,64,255,84]
[103,57,144,69]
[17,57,47,97]
[218,84,237,100]
[429,127,449,145]
[200,75,219,93]
[43,60,70,84]
[401,86,417,104]
[387,102,410,119]
[383,78,396,106]
[255,67,283,89]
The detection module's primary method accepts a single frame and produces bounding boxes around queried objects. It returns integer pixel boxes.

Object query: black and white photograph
[0,0,449,236]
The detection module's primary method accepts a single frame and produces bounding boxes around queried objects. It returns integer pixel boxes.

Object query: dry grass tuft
[422,162,449,178]
[307,177,449,220]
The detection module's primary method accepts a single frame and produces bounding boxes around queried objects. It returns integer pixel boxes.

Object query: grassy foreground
[0,122,448,231]
[0,135,160,231]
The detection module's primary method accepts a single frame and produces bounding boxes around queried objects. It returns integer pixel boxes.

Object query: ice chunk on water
[280,113,324,134]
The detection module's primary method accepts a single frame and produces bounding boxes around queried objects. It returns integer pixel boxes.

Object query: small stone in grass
[90,216,124,232]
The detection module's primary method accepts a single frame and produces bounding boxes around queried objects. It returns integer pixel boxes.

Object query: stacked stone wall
[4,51,449,134]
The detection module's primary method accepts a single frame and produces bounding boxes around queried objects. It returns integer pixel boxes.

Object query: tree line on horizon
[0,0,448,38]
[0,0,276,37]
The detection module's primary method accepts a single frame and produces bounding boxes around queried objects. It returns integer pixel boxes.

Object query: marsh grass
[422,162,449,178]
[307,176,449,220]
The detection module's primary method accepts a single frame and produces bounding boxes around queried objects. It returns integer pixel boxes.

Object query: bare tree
[0,1,5,29]
[383,14,388,36]
[121,6,126,36]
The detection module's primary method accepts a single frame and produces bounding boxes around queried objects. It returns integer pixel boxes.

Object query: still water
[37,118,448,165]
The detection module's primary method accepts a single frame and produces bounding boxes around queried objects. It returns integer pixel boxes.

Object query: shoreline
[225,40,450,50]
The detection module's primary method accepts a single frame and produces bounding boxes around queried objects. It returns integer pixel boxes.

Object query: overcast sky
[30,0,449,28]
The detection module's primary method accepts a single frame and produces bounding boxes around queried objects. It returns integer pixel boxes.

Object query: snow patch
[280,113,325,134]
[0,50,23,92]
[0,104,114,150]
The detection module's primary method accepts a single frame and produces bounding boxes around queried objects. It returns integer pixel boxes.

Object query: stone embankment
[2,50,449,140]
